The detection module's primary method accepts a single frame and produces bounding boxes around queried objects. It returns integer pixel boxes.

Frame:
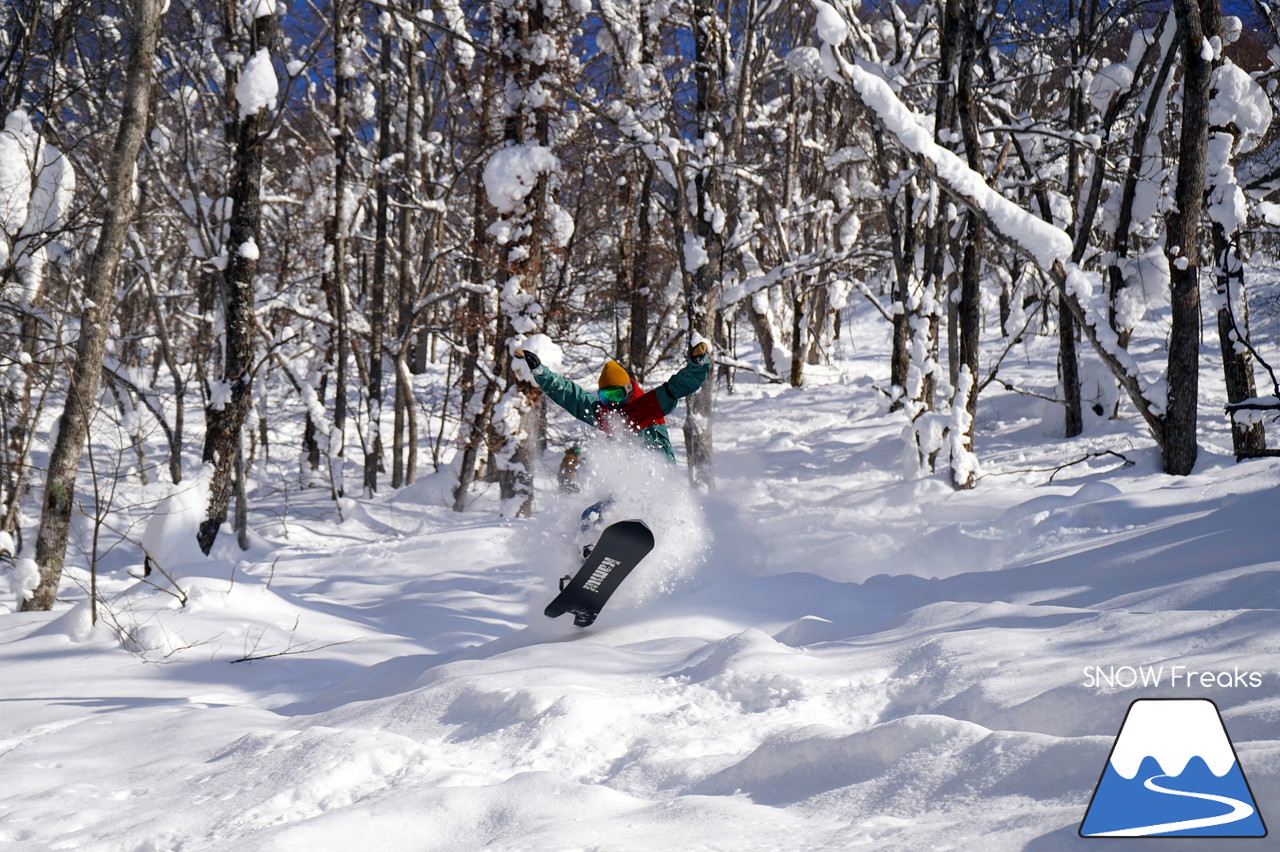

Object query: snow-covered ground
[2,323,1279,851]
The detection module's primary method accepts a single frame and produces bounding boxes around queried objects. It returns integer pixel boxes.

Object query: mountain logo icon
[1080,698,1267,838]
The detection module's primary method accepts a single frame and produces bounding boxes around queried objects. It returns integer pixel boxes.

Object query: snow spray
[532,430,712,611]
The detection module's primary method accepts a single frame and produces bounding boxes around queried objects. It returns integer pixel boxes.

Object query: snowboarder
[514,343,711,463]
[517,343,710,601]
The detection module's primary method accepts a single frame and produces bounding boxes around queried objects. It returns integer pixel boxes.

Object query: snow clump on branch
[0,111,37,268]
[813,1,850,46]
[0,109,76,296]
[1208,62,1272,155]
[483,144,560,215]
[236,48,279,119]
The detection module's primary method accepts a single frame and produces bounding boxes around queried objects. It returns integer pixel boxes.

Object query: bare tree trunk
[1162,0,1219,476]
[1059,293,1083,435]
[328,0,354,500]
[952,219,982,489]
[364,20,394,495]
[745,290,780,379]
[390,6,419,490]
[198,8,279,554]
[4,312,48,541]
[872,133,915,408]
[492,2,541,518]
[393,353,419,485]
[141,268,185,482]
[805,280,830,367]
[1107,13,1177,349]
[930,0,961,425]
[452,300,488,510]
[789,285,805,387]
[1203,20,1265,456]
[1213,217,1265,455]
[925,216,950,410]
[614,170,634,360]
[234,435,249,551]
[24,0,162,610]
[453,372,498,512]
[452,72,495,512]
[950,0,984,489]
[1059,0,1090,439]
[627,161,654,381]
[685,0,723,489]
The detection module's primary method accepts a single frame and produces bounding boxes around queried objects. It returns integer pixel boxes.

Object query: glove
[690,342,709,364]
[514,349,541,373]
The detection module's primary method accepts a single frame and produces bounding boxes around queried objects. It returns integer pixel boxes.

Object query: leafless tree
[24,0,164,610]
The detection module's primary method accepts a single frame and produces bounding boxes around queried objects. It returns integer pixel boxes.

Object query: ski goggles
[598,385,629,405]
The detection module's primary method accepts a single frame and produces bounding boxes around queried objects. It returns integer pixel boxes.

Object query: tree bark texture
[873,133,915,408]
[1162,0,1218,476]
[627,162,654,381]
[451,70,494,511]
[1213,224,1265,454]
[24,0,163,610]
[685,0,723,490]
[364,21,394,495]
[1059,293,1083,436]
[328,0,355,499]
[1106,13,1177,349]
[950,0,984,489]
[493,0,549,518]
[198,10,279,554]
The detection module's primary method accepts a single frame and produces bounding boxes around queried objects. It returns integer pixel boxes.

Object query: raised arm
[516,349,599,426]
[655,343,711,414]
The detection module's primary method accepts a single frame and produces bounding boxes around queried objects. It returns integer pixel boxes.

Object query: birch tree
[326,0,358,500]
[24,0,163,610]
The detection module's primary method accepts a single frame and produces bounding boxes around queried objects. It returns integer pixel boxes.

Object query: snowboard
[545,519,654,627]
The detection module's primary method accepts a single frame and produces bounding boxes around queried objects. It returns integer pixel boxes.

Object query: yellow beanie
[598,360,630,389]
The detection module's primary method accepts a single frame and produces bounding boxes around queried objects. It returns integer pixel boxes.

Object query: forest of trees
[2,0,1279,610]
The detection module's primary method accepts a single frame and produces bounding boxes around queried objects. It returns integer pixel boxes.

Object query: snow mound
[696,715,990,804]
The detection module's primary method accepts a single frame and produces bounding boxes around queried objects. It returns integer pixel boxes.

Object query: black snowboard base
[545,519,654,627]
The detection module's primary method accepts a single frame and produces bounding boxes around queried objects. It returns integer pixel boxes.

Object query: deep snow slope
[2,337,1279,851]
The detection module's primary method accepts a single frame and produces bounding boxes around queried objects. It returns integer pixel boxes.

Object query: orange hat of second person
[598,360,630,389]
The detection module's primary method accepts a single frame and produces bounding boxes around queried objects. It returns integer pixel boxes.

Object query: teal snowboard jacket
[531,357,710,462]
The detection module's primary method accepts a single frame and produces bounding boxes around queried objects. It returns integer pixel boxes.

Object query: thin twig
[975,450,1135,483]
[230,637,361,664]
[988,377,1064,404]
[85,509,190,605]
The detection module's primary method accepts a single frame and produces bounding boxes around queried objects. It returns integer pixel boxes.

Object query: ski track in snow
[2,327,1280,851]
[1087,773,1256,837]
